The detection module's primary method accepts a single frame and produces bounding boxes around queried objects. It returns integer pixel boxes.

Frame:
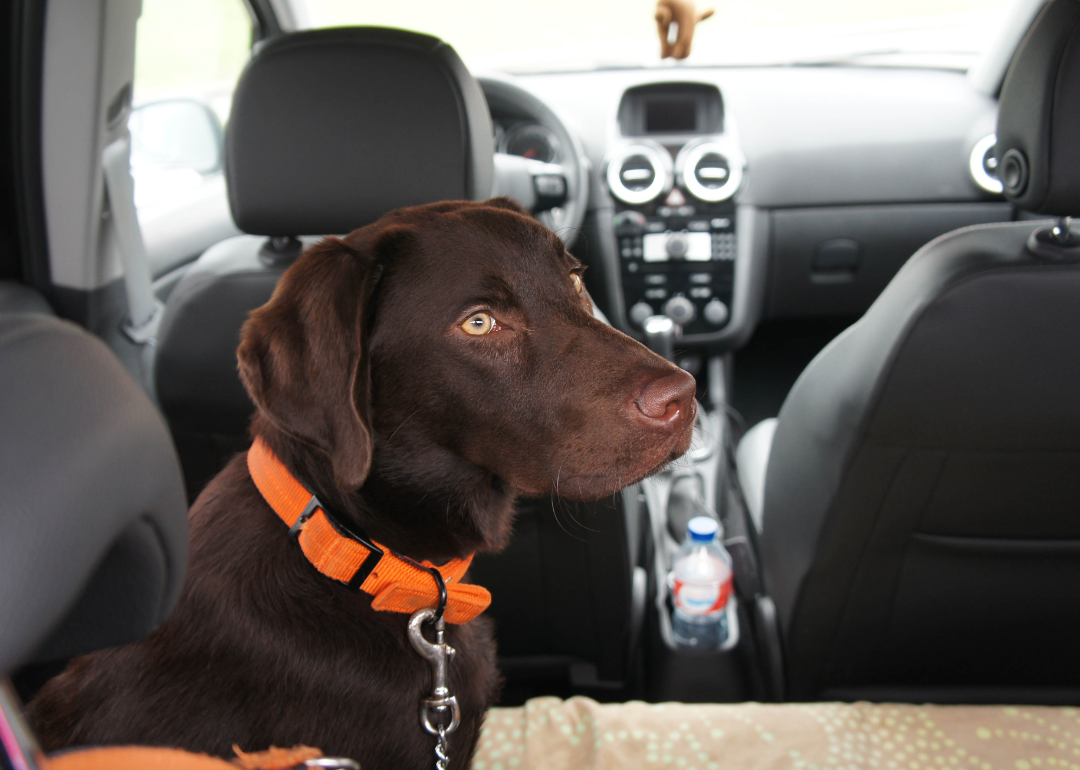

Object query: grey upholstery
[154,237,300,496]
[154,28,494,498]
[744,0,1080,702]
[735,418,776,533]
[0,281,55,316]
[0,314,188,673]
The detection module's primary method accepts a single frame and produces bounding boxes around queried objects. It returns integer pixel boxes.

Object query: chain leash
[435,725,450,770]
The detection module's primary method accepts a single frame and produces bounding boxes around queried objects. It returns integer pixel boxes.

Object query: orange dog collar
[247,437,491,624]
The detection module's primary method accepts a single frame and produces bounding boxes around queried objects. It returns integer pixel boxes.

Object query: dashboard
[483,65,1012,350]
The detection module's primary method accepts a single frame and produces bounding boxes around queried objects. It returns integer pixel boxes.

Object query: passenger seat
[737,0,1080,703]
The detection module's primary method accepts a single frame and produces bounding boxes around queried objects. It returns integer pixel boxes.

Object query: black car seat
[154,27,493,499]
[736,0,1080,703]
[0,308,188,685]
[0,307,322,770]
[152,27,647,699]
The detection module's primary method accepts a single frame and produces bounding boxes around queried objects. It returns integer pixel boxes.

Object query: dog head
[239,198,696,553]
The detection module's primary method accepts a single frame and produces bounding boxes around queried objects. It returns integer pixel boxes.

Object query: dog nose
[636,370,697,428]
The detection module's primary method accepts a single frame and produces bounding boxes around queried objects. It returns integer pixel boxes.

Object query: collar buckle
[288,494,385,590]
[288,495,323,540]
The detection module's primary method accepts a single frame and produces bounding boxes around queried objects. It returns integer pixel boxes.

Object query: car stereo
[606,136,745,336]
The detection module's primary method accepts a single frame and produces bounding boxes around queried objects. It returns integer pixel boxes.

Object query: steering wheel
[478,75,590,248]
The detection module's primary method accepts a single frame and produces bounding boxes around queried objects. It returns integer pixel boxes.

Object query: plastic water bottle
[670,516,733,650]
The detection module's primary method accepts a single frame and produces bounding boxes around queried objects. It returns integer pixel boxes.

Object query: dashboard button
[689,273,712,284]
[645,273,667,285]
[644,288,668,300]
[613,210,646,233]
[663,296,696,325]
[690,287,712,299]
[666,233,689,258]
[629,301,653,326]
[704,299,730,326]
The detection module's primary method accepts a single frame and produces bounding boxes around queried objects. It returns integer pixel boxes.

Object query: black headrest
[226,27,494,236]
[0,314,188,672]
[996,0,1080,215]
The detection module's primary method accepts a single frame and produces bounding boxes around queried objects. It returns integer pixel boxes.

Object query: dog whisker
[550,436,605,535]
[564,496,601,534]
[387,409,420,443]
[550,495,585,542]
[553,430,589,496]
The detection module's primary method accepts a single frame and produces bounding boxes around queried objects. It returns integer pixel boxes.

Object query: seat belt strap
[101,135,163,344]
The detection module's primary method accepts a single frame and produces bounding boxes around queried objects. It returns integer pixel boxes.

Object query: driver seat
[737,0,1080,703]
[153,26,494,500]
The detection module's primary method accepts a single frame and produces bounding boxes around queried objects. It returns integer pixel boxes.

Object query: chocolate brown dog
[29,198,697,769]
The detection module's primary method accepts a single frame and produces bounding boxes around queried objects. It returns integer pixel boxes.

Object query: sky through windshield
[298,0,1012,72]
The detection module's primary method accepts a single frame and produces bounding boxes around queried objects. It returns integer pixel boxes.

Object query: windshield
[296,0,1012,73]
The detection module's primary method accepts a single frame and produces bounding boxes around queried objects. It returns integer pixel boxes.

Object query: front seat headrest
[226,27,495,236]
[996,0,1080,215]
[0,314,188,673]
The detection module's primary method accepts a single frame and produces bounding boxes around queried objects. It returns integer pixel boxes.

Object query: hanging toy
[655,0,715,59]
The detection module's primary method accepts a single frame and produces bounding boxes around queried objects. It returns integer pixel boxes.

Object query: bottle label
[673,574,732,615]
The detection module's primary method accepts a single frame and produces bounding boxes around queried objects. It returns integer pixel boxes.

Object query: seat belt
[101,134,163,345]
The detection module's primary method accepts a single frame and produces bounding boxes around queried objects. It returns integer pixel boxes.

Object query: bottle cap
[687,516,720,542]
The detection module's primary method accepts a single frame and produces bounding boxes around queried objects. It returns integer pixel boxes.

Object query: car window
[130,0,252,210]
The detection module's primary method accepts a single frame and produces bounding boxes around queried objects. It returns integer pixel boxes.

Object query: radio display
[645,98,698,133]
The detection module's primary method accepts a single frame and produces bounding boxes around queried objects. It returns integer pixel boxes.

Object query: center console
[604,83,747,343]
[602,85,755,690]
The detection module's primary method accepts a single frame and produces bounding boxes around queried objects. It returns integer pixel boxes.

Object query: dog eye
[461,312,495,335]
[571,274,584,294]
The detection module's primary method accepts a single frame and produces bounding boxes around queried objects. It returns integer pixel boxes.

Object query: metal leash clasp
[408,608,461,737]
[408,567,458,770]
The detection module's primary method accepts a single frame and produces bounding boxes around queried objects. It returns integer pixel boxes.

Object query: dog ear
[238,236,381,492]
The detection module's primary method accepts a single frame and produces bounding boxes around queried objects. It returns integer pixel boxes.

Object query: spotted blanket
[474,697,1080,770]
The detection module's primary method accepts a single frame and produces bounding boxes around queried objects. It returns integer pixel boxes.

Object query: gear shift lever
[643,315,677,362]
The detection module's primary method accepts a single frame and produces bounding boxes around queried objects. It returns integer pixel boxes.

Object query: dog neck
[251,417,516,564]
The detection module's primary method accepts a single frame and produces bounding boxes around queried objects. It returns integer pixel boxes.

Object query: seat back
[0,311,188,674]
[759,0,1080,702]
[471,494,643,700]
[154,27,494,499]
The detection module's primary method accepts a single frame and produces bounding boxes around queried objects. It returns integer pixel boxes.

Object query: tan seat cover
[476,697,1080,770]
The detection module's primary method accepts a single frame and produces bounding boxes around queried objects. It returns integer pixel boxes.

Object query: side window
[129,0,252,211]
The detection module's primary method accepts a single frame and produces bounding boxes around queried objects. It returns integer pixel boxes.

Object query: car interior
[2,0,1080,765]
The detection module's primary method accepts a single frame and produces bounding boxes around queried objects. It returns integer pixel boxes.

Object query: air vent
[969,133,1003,194]
[676,139,745,203]
[606,144,671,205]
